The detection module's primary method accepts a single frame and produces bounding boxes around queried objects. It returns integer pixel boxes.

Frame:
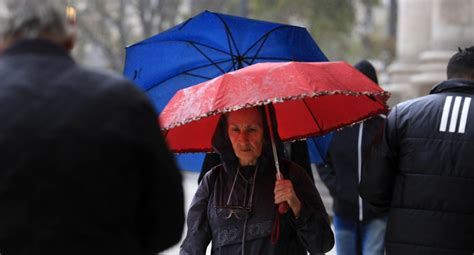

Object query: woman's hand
[274,176,302,218]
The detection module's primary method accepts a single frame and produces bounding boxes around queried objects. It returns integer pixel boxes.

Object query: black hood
[211,105,285,173]
[429,79,474,95]
[354,60,379,85]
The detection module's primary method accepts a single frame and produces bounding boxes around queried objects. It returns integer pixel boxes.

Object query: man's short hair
[447,46,474,80]
[0,0,74,42]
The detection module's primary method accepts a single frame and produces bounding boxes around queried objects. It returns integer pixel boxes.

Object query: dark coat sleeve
[180,169,215,255]
[287,163,335,253]
[124,85,185,253]
[359,108,398,210]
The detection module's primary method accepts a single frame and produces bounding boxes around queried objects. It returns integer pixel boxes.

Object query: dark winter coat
[180,108,334,254]
[0,39,184,255]
[318,116,388,221]
[360,79,474,255]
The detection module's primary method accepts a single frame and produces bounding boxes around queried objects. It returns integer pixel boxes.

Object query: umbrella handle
[278,202,290,214]
[277,173,290,214]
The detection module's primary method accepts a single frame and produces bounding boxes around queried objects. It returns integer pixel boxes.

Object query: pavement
[162,167,336,254]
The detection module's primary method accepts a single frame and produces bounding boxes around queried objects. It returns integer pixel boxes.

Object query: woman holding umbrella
[180,106,334,254]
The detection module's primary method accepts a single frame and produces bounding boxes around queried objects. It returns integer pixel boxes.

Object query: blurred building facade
[385,0,474,105]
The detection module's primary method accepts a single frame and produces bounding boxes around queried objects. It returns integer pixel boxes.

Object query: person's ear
[63,33,75,52]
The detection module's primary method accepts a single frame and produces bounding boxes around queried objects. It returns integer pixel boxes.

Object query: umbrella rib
[183,59,234,74]
[225,28,238,69]
[248,57,294,61]
[227,57,298,72]
[138,39,234,57]
[186,40,233,55]
[189,42,226,74]
[144,59,237,92]
[212,13,242,69]
[302,98,324,132]
[177,16,193,31]
[151,51,337,94]
[226,65,235,73]
[224,59,251,72]
[242,25,292,61]
[248,33,271,65]
[242,59,252,66]
[186,56,298,76]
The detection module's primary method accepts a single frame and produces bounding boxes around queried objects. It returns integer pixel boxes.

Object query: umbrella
[123,10,332,170]
[160,61,389,152]
[124,10,328,112]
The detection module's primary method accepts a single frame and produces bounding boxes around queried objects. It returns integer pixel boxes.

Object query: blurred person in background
[317,60,388,255]
[360,47,474,254]
[0,0,184,254]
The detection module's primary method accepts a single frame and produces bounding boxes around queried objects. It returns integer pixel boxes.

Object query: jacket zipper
[358,123,364,222]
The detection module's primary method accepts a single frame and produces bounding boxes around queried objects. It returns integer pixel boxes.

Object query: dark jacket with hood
[0,39,184,255]
[318,59,388,222]
[180,108,334,254]
[318,115,388,221]
[360,79,474,254]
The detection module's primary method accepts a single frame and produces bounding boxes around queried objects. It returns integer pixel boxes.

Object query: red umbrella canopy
[160,61,390,153]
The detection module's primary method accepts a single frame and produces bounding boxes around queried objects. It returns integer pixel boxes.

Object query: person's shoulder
[200,163,225,188]
[203,164,224,179]
[76,66,135,90]
[73,66,149,103]
[388,93,448,123]
[396,93,441,112]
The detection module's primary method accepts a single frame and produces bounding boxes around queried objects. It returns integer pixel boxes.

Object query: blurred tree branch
[74,0,183,71]
[70,0,390,70]
[191,0,356,61]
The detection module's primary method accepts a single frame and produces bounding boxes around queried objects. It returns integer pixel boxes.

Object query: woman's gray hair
[0,0,74,42]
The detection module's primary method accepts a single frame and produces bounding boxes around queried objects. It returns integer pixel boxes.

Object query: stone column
[384,0,433,106]
[411,0,474,96]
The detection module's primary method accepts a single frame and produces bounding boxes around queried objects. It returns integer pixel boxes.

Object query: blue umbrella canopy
[123,10,331,171]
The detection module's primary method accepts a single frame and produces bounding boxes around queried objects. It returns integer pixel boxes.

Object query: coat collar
[430,79,474,95]
[2,39,73,61]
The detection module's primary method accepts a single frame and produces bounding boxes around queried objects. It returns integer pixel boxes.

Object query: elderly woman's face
[227,108,264,166]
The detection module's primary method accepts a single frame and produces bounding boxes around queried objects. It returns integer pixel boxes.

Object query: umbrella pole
[264,104,282,179]
[264,104,289,215]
